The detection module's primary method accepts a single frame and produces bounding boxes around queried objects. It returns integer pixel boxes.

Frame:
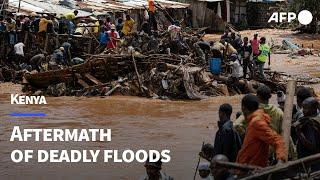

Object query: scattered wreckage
[273,38,317,58]
[22,52,318,100]
[18,29,320,100]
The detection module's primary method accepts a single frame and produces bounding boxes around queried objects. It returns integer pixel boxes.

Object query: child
[198,163,213,180]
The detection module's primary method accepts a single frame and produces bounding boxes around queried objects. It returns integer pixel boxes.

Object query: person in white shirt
[229,54,243,78]
[14,42,25,56]
[13,42,25,65]
[168,22,181,41]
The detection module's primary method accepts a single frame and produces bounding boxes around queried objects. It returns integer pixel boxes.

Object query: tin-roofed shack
[76,0,190,31]
[6,0,190,31]
[1,0,9,13]
[7,0,92,17]
[2,0,190,58]
[171,0,288,30]
[173,0,225,30]
[171,0,249,31]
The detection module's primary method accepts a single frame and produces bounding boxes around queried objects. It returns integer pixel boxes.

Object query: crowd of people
[172,27,272,83]
[0,9,140,79]
[0,0,183,79]
[138,86,319,180]
[1,2,271,83]
[207,29,271,80]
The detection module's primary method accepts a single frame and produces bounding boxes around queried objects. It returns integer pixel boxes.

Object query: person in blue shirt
[0,16,6,32]
[98,29,109,53]
[52,47,65,65]
[61,41,72,65]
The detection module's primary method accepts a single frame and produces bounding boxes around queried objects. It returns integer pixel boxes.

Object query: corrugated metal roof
[247,0,286,2]
[197,0,223,2]
[8,0,45,13]
[8,0,92,16]
[80,0,135,12]
[92,0,190,10]
[9,0,189,15]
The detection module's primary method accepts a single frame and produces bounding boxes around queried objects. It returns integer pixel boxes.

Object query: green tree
[291,0,320,33]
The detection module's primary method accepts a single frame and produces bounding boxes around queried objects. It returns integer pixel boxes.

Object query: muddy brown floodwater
[1,29,320,180]
[0,94,243,180]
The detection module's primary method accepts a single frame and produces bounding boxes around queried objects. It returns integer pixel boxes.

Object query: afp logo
[268,10,313,25]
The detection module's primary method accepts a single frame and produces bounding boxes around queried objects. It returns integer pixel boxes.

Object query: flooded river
[0,94,243,180]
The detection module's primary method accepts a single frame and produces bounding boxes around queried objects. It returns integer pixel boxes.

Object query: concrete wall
[232,0,247,24]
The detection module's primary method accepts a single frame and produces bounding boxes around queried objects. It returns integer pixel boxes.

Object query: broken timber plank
[75,73,89,88]
[77,79,89,88]
[282,80,296,160]
[215,161,261,172]
[44,34,49,53]
[105,84,121,96]
[240,153,320,180]
[132,54,144,94]
[84,73,101,85]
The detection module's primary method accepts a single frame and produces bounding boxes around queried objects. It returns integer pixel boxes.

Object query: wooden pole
[18,0,21,12]
[193,142,204,180]
[281,80,296,160]
[83,25,99,44]
[0,0,6,13]
[87,37,92,54]
[131,54,144,95]
[240,153,320,180]
[55,34,59,49]
[215,161,261,172]
[44,34,49,53]
[23,31,28,46]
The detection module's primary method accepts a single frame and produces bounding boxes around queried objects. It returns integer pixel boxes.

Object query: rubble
[273,38,315,58]
[18,56,289,100]
[0,26,316,100]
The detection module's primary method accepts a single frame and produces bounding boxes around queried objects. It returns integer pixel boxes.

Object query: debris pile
[22,56,287,100]
[20,30,319,100]
[273,38,315,58]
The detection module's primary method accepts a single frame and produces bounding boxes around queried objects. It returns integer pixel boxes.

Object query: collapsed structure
[18,28,318,100]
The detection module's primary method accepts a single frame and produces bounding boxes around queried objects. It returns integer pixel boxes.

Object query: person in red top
[251,33,260,58]
[236,94,287,167]
[107,24,120,49]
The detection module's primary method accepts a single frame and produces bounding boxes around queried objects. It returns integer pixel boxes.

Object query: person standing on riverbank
[240,37,253,79]
[294,97,320,159]
[213,103,241,162]
[251,33,259,59]
[257,37,270,80]
[236,94,286,167]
